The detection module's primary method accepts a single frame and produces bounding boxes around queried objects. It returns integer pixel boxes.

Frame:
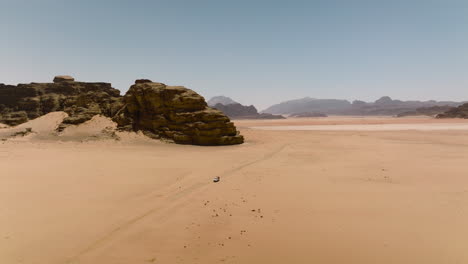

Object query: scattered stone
[11,127,33,137]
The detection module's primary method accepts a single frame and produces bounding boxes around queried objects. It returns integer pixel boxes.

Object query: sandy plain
[1,115,468,264]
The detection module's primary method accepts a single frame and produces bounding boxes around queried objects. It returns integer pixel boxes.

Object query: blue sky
[1,0,467,109]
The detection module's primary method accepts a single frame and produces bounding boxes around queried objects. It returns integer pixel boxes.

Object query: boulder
[135,79,153,84]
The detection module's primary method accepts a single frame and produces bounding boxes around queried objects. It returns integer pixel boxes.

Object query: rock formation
[437,103,468,119]
[396,105,455,117]
[112,80,244,145]
[0,76,244,146]
[213,103,285,119]
[0,78,122,128]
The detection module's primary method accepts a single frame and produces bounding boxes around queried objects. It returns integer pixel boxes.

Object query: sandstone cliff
[113,80,244,145]
[0,75,122,128]
[0,77,243,146]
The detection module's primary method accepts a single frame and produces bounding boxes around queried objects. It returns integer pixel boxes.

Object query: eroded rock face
[113,81,244,145]
[0,76,244,145]
[0,77,123,128]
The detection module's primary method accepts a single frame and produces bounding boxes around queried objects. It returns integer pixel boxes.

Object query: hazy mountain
[213,103,285,120]
[207,96,238,107]
[263,96,465,116]
[262,97,351,115]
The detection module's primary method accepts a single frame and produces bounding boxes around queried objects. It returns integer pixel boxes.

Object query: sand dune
[0,112,152,143]
[1,117,468,263]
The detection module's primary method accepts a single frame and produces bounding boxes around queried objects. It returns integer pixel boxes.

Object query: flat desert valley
[2,115,468,264]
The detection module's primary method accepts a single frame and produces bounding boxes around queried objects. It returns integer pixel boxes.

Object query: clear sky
[1,0,467,110]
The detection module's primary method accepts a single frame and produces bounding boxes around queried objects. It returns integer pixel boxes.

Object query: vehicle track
[65,142,292,264]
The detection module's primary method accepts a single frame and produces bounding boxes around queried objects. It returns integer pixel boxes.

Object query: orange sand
[1,115,468,264]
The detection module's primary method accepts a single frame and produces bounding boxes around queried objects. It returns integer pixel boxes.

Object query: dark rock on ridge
[112,80,244,145]
[213,103,285,120]
[53,75,75,83]
[437,103,468,119]
[0,76,243,145]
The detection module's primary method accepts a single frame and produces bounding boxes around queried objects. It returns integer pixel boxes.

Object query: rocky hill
[0,76,243,145]
[213,103,285,120]
[263,96,464,116]
[396,106,455,117]
[0,75,123,128]
[207,96,238,106]
[437,103,468,119]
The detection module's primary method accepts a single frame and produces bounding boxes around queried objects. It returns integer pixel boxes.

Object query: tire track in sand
[65,142,292,264]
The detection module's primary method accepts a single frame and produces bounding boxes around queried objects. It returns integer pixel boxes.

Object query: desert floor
[2,115,468,264]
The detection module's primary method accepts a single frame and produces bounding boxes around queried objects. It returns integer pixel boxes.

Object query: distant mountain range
[208,96,284,119]
[262,96,466,116]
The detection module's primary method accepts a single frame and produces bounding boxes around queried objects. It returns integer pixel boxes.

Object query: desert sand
[2,114,468,264]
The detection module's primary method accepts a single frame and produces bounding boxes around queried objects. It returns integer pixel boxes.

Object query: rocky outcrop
[0,76,244,146]
[113,80,244,145]
[437,103,468,119]
[213,103,285,120]
[0,78,123,128]
[397,106,455,117]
